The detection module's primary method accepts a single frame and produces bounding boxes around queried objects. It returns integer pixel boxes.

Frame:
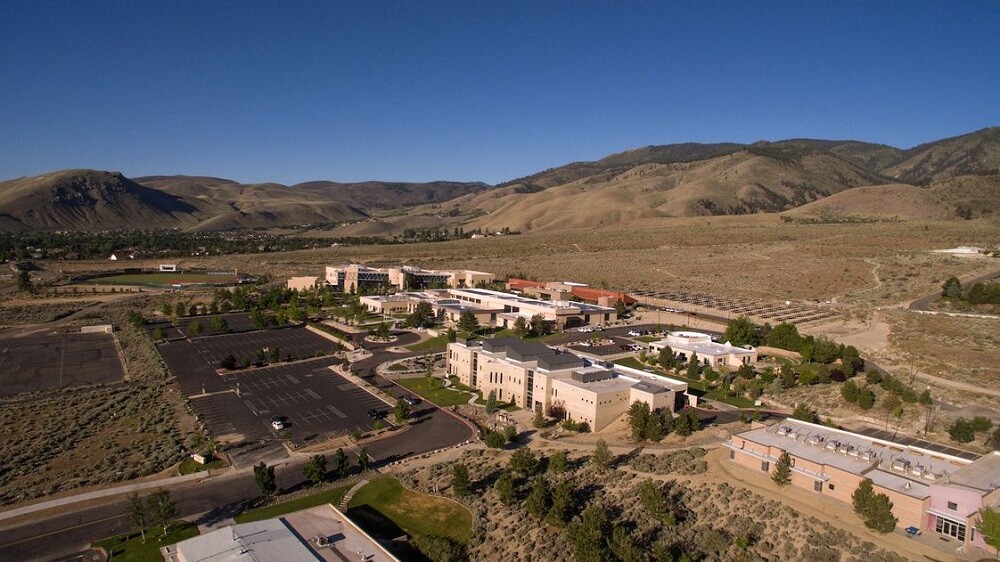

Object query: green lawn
[635,335,660,343]
[348,477,472,543]
[88,272,238,286]
[234,484,352,523]
[178,457,226,475]
[94,522,199,561]
[613,357,649,370]
[395,377,472,407]
[405,334,451,352]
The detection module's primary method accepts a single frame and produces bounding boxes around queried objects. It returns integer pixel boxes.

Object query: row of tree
[627,402,703,442]
[724,316,863,372]
[942,276,1000,304]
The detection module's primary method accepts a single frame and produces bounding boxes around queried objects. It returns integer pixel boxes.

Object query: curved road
[0,336,474,562]
[907,269,1000,311]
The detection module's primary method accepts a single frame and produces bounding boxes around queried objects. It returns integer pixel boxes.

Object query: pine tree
[303,454,327,485]
[494,470,516,505]
[975,506,1000,560]
[547,479,576,526]
[253,462,276,497]
[525,476,552,518]
[568,502,613,562]
[334,448,349,478]
[628,401,651,441]
[548,450,568,474]
[772,451,792,486]
[451,463,470,496]
[509,447,538,477]
[591,439,613,470]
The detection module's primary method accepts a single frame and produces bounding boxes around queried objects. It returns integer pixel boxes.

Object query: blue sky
[1,1,998,185]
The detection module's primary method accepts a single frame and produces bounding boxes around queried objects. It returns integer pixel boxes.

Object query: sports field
[88,272,240,286]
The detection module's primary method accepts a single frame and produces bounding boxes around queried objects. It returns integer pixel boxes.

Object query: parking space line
[327,405,347,419]
[304,388,322,400]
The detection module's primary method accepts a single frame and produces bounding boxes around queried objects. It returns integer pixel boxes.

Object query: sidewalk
[0,469,222,523]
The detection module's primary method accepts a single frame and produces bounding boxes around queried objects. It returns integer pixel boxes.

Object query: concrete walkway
[337,479,369,510]
[0,470,214,523]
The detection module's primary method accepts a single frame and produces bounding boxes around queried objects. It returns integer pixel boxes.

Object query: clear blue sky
[2,1,998,185]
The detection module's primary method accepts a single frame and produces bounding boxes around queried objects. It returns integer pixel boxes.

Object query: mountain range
[0,127,997,233]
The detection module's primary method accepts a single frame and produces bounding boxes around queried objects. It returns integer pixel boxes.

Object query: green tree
[210,316,229,333]
[971,415,993,433]
[127,310,145,329]
[942,276,963,298]
[512,316,530,338]
[987,427,1000,451]
[152,326,166,342]
[408,301,435,328]
[357,447,370,471]
[628,401,651,441]
[494,470,516,505]
[657,346,676,370]
[253,462,276,497]
[772,451,792,486]
[125,492,148,542]
[187,320,202,337]
[525,476,552,518]
[857,387,876,410]
[485,431,506,448]
[451,463,470,496]
[949,418,976,443]
[333,448,349,478]
[791,402,818,423]
[975,506,1000,560]
[485,389,498,414]
[411,534,465,562]
[529,313,548,337]
[645,411,666,442]
[547,479,575,526]
[724,315,760,347]
[503,424,518,442]
[303,454,327,485]
[160,303,173,316]
[548,450,568,474]
[457,309,479,333]
[568,502,613,562]
[446,327,457,343]
[393,398,411,423]
[841,379,860,403]
[865,493,898,533]
[146,489,178,538]
[686,352,701,379]
[852,478,875,515]
[509,447,538,477]
[532,408,547,429]
[16,270,33,293]
[609,524,648,562]
[250,308,267,329]
[766,322,802,351]
[639,480,669,522]
[376,321,391,340]
[880,393,902,432]
[591,439,613,470]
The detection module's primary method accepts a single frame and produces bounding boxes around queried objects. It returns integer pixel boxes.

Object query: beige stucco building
[286,276,320,291]
[446,338,690,431]
[649,331,757,368]
[324,264,495,293]
[726,420,1000,552]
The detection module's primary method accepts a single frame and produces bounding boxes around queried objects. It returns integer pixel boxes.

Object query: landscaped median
[234,484,353,523]
[395,376,475,407]
[94,522,199,562]
[347,477,472,544]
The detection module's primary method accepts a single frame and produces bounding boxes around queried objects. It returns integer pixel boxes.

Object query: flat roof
[175,519,318,562]
[948,452,1000,493]
[655,338,753,357]
[558,374,637,393]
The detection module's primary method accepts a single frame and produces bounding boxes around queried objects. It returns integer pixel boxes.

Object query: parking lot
[176,312,258,334]
[191,326,340,366]
[0,333,125,395]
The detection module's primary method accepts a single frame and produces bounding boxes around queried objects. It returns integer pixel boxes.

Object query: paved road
[907,269,1000,311]
[0,340,473,562]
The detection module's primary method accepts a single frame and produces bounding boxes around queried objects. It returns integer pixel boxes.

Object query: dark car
[368,408,388,419]
[402,395,421,406]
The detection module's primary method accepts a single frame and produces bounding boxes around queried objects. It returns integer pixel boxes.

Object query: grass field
[347,477,472,543]
[94,522,199,561]
[88,272,239,286]
[234,484,352,523]
[405,333,451,352]
[395,376,473,407]
[177,457,226,475]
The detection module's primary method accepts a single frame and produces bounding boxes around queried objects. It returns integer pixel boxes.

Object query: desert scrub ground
[0,300,98,326]
[395,447,909,562]
[0,294,196,506]
[883,310,999,389]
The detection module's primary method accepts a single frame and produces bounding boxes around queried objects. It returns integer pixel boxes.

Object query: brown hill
[883,127,1000,183]
[0,170,200,232]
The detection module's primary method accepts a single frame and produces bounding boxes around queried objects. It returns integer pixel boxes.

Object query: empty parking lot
[0,333,125,395]
[192,326,340,366]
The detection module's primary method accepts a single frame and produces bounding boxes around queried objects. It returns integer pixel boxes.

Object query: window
[947,501,958,511]
[813,481,822,492]
[761,461,770,472]
[729,450,735,460]
[827,483,835,491]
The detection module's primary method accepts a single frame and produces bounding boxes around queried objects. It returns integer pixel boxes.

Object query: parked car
[402,395,420,406]
[271,416,287,430]
[627,330,642,337]
[577,326,593,333]
[368,408,388,419]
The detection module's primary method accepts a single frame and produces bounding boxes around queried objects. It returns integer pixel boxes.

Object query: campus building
[287,275,320,291]
[726,419,1000,552]
[324,264,495,293]
[507,278,637,307]
[361,287,619,330]
[446,337,691,431]
[648,331,757,368]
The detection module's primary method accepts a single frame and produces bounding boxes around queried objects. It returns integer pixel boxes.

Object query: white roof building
[649,331,757,368]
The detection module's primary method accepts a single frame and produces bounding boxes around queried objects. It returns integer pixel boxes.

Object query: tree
[408,301,435,328]
[146,489,178,538]
[253,462,276,497]
[852,478,897,533]
[568,502,613,562]
[333,448,349,478]
[987,427,1000,451]
[841,379,860,403]
[628,401,651,441]
[357,447,370,471]
[639,480,669,522]
[485,390,498,414]
[772,451,792,486]
[376,322,391,340]
[451,463,470,496]
[152,326,166,342]
[503,424,518,442]
[880,393,902,432]
[852,478,875,515]
[16,270,33,293]
[766,322,803,351]
[548,450,568,474]
[657,345,676,370]
[949,418,976,443]
[975,506,1000,560]
[219,353,237,370]
[525,476,552,518]
[125,492,148,542]
[270,346,281,362]
[532,408,547,429]
[529,313,548,337]
[160,303,173,316]
[250,308,267,329]
[686,352,701,379]
[942,276,963,298]
[971,415,994,433]
[303,454,327,485]
[393,398,411,423]
[547,479,576,526]
[210,316,229,333]
[175,302,187,318]
[591,439,613,470]
[509,447,538,477]
[127,310,145,329]
[411,534,465,562]
[458,310,479,333]
[724,315,760,347]
[187,320,202,337]
[446,327,457,343]
[512,316,530,338]
[857,387,876,410]
[790,402,816,423]
[485,431,506,448]
[609,524,647,562]
[494,470,516,505]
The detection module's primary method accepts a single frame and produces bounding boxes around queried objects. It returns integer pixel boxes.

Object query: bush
[484,431,506,449]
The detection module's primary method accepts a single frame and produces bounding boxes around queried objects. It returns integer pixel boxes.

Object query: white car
[271,417,286,430]
[577,327,593,333]
[627,330,642,337]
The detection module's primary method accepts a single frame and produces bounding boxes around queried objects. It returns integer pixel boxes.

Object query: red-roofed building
[571,286,636,306]
[506,278,547,291]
